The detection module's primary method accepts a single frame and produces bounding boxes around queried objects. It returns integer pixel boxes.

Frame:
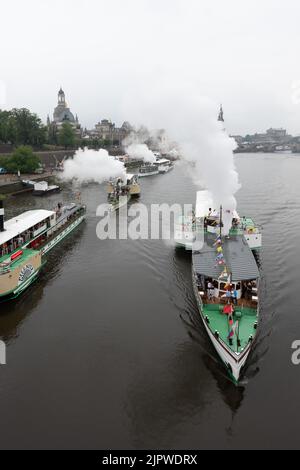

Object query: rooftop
[193,232,259,281]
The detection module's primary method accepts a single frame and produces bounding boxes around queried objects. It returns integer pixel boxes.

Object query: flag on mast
[228,321,239,339]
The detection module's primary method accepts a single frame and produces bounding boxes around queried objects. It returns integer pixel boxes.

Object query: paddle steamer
[191,192,260,383]
[0,200,86,301]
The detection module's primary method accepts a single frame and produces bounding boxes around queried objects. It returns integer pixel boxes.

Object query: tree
[58,122,76,149]
[0,108,46,147]
[47,122,58,145]
[4,146,41,173]
[10,108,46,146]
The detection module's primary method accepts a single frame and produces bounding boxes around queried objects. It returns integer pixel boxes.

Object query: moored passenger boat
[0,200,86,301]
[33,181,61,196]
[156,158,174,174]
[138,163,159,177]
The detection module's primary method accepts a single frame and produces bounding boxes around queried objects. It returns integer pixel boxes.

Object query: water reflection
[0,223,85,343]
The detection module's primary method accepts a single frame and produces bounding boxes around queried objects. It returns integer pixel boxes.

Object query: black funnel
[0,199,4,232]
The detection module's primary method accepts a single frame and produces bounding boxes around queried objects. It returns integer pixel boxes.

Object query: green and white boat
[107,174,135,212]
[175,191,262,252]
[0,201,86,301]
[191,192,260,384]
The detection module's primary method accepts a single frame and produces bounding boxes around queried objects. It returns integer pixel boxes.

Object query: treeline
[0,146,41,173]
[0,108,81,150]
[0,108,46,147]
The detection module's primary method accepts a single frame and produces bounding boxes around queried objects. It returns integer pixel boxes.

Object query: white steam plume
[123,132,156,163]
[122,84,240,235]
[126,143,156,163]
[61,148,125,184]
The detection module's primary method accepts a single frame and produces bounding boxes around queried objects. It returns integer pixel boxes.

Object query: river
[0,152,299,449]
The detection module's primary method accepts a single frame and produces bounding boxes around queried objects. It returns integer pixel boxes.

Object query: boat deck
[0,248,38,272]
[202,303,258,352]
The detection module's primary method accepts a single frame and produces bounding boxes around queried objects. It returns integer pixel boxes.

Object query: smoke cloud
[123,132,156,163]
[62,147,125,184]
[126,143,156,163]
[122,84,240,234]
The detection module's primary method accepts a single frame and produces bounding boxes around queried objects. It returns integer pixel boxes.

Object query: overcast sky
[1,0,300,135]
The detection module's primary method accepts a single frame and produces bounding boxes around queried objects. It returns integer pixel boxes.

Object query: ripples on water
[0,153,300,449]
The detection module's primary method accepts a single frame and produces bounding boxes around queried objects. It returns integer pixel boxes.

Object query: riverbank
[0,173,53,195]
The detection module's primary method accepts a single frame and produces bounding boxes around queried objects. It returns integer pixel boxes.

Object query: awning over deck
[0,210,55,246]
[193,233,259,281]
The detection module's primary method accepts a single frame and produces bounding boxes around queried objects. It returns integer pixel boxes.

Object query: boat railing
[243,226,261,234]
[0,263,11,275]
[0,206,85,262]
[0,253,23,275]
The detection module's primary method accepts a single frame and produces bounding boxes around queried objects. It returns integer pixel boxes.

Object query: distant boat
[33,181,61,196]
[274,145,292,154]
[156,158,174,174]
[22,179,36,188]
[107,173,140,197]
[138,163,159,177]
[107,175,134,212]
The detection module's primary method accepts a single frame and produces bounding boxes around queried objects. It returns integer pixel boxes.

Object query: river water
[0,152,299,449]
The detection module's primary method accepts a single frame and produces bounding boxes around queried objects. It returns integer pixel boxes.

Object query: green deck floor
[203,303,258,353]
[0,248,38,271]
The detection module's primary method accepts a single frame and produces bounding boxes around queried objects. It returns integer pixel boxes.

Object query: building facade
[48,88,82,139]
[87,119,133,146]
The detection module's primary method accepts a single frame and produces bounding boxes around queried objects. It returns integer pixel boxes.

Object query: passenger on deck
[232,288,238,305]
[223,304,234,315]
[207,281,214,301]
[226,289,231,303]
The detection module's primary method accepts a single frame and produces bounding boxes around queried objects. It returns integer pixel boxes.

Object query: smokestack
[0,199,4,232]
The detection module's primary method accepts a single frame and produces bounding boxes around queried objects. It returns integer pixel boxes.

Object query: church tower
[50,86,82,138]
[218,104,224,122]
[58,87,66,107]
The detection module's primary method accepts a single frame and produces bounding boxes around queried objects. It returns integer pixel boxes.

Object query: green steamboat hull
[192,272,258,384]
[0,213,85,302]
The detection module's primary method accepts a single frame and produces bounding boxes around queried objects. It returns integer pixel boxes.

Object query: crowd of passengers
[205,279,256,304]
[0,220,48,258]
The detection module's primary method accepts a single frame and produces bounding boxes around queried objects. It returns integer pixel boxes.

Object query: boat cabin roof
[156,158,170,164]
[0,209,55,246]
[193,232,259,281]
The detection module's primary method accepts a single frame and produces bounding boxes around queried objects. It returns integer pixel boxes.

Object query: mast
[219,204,223,239]
[218,104,224,122]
